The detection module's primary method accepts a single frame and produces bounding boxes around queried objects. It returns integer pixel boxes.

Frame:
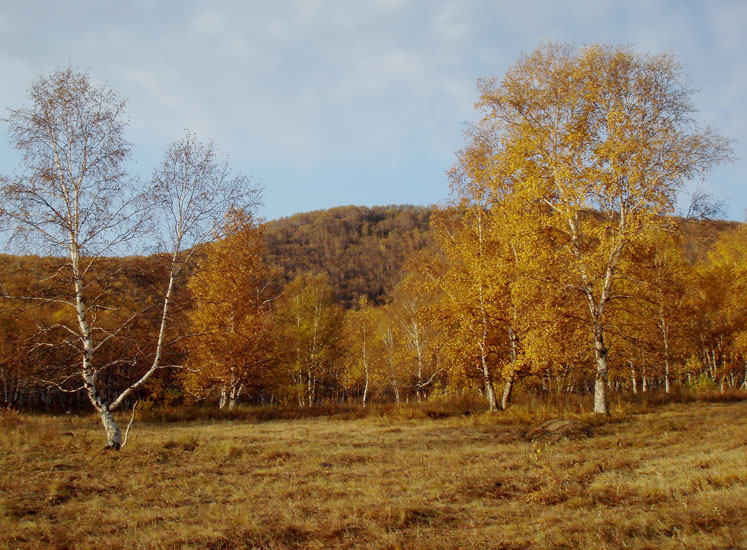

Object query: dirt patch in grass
[524,418,595,442]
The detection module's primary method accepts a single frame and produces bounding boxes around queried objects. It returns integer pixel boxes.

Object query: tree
[475,43,732,413]
[445,128,564,410]
[626,227,694,393]
[425,204,504,410]
[1,68,260,448]
[274,273,343,406]
[341,296,379,405]
[0,68,148,447]
[692,225,747,390]
[388,273,441,401]
[184,209,274,408]
[134,129,261,417]
[373,303,408,403]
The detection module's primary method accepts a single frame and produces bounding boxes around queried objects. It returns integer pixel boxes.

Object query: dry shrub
[162,435,200,452]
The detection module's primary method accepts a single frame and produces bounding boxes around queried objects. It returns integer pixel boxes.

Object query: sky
[0,0,745,222]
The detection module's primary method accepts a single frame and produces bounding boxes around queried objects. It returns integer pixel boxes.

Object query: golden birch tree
[388,273,441,401]
[274,273,343,406]
[693,225,747,390]
[475,43,732,413]
[341,296,379,405]
[185,209,274,408]
[425,202,504,411]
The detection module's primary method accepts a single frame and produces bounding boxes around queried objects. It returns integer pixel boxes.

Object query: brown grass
[1,400,746,549]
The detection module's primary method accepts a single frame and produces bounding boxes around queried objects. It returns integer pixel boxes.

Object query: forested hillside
[263,205,435,308]
[263,206,738,306]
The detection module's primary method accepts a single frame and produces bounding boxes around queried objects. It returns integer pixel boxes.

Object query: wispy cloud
[0,0,744,220]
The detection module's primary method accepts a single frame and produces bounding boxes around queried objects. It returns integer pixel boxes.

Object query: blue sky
[0,0,745,221]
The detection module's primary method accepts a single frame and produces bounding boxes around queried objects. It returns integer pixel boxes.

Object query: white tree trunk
[392,377,400,403]
[100,407,122,449]
[501,376,514,411]
[228,383,242,409]
[593,344,609,414]
[591,317,610,414]
[480,354,498,412]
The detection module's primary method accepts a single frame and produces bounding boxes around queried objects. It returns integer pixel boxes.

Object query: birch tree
[184,209,274,408]
[388,274,441,401]
[275,273,342,406]
[426,205,503,410]
[135,130,261,416]
[693,225,747,390]
[1,68,260,448]
[475,43,731,413]
[0,68,148,447]
[341,296,379,406]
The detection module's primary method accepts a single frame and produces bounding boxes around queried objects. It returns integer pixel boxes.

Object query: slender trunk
[480,355,498,412]
[307,366,313,407]
[593,327,609,414]
[108,258,178,414]
[502,326,518,410]
[484,375,498,411]
[501,375,514,411]
[594,355,609,414]
[664,344,670,394]
[228,383,241,409]
[474,228,497,412]
[362,335,369,407]
[415,335,423,402]
[629,361,637,395]
[660,309,670,394]
[72,242,122,449]
[99,407,121,449]
[1,367,7,405]
[219,387,228,409]
[84,366,121,448]
[642,373,648,393]
[741,361,747,390]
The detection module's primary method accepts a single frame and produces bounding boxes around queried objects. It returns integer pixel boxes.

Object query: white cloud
[0,0,744,219]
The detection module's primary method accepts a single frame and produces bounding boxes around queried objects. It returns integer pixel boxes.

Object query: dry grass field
[1,399,746,549]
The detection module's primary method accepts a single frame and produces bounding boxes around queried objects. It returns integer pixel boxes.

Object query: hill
[263,205,435,308]
[262,205,741,308]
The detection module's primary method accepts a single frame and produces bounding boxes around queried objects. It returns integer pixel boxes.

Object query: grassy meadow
[1,398,747,549]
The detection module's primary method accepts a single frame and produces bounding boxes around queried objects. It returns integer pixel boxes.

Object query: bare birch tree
[1,68,260,448]
[1,68,146,447]
[110,130,262,420]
